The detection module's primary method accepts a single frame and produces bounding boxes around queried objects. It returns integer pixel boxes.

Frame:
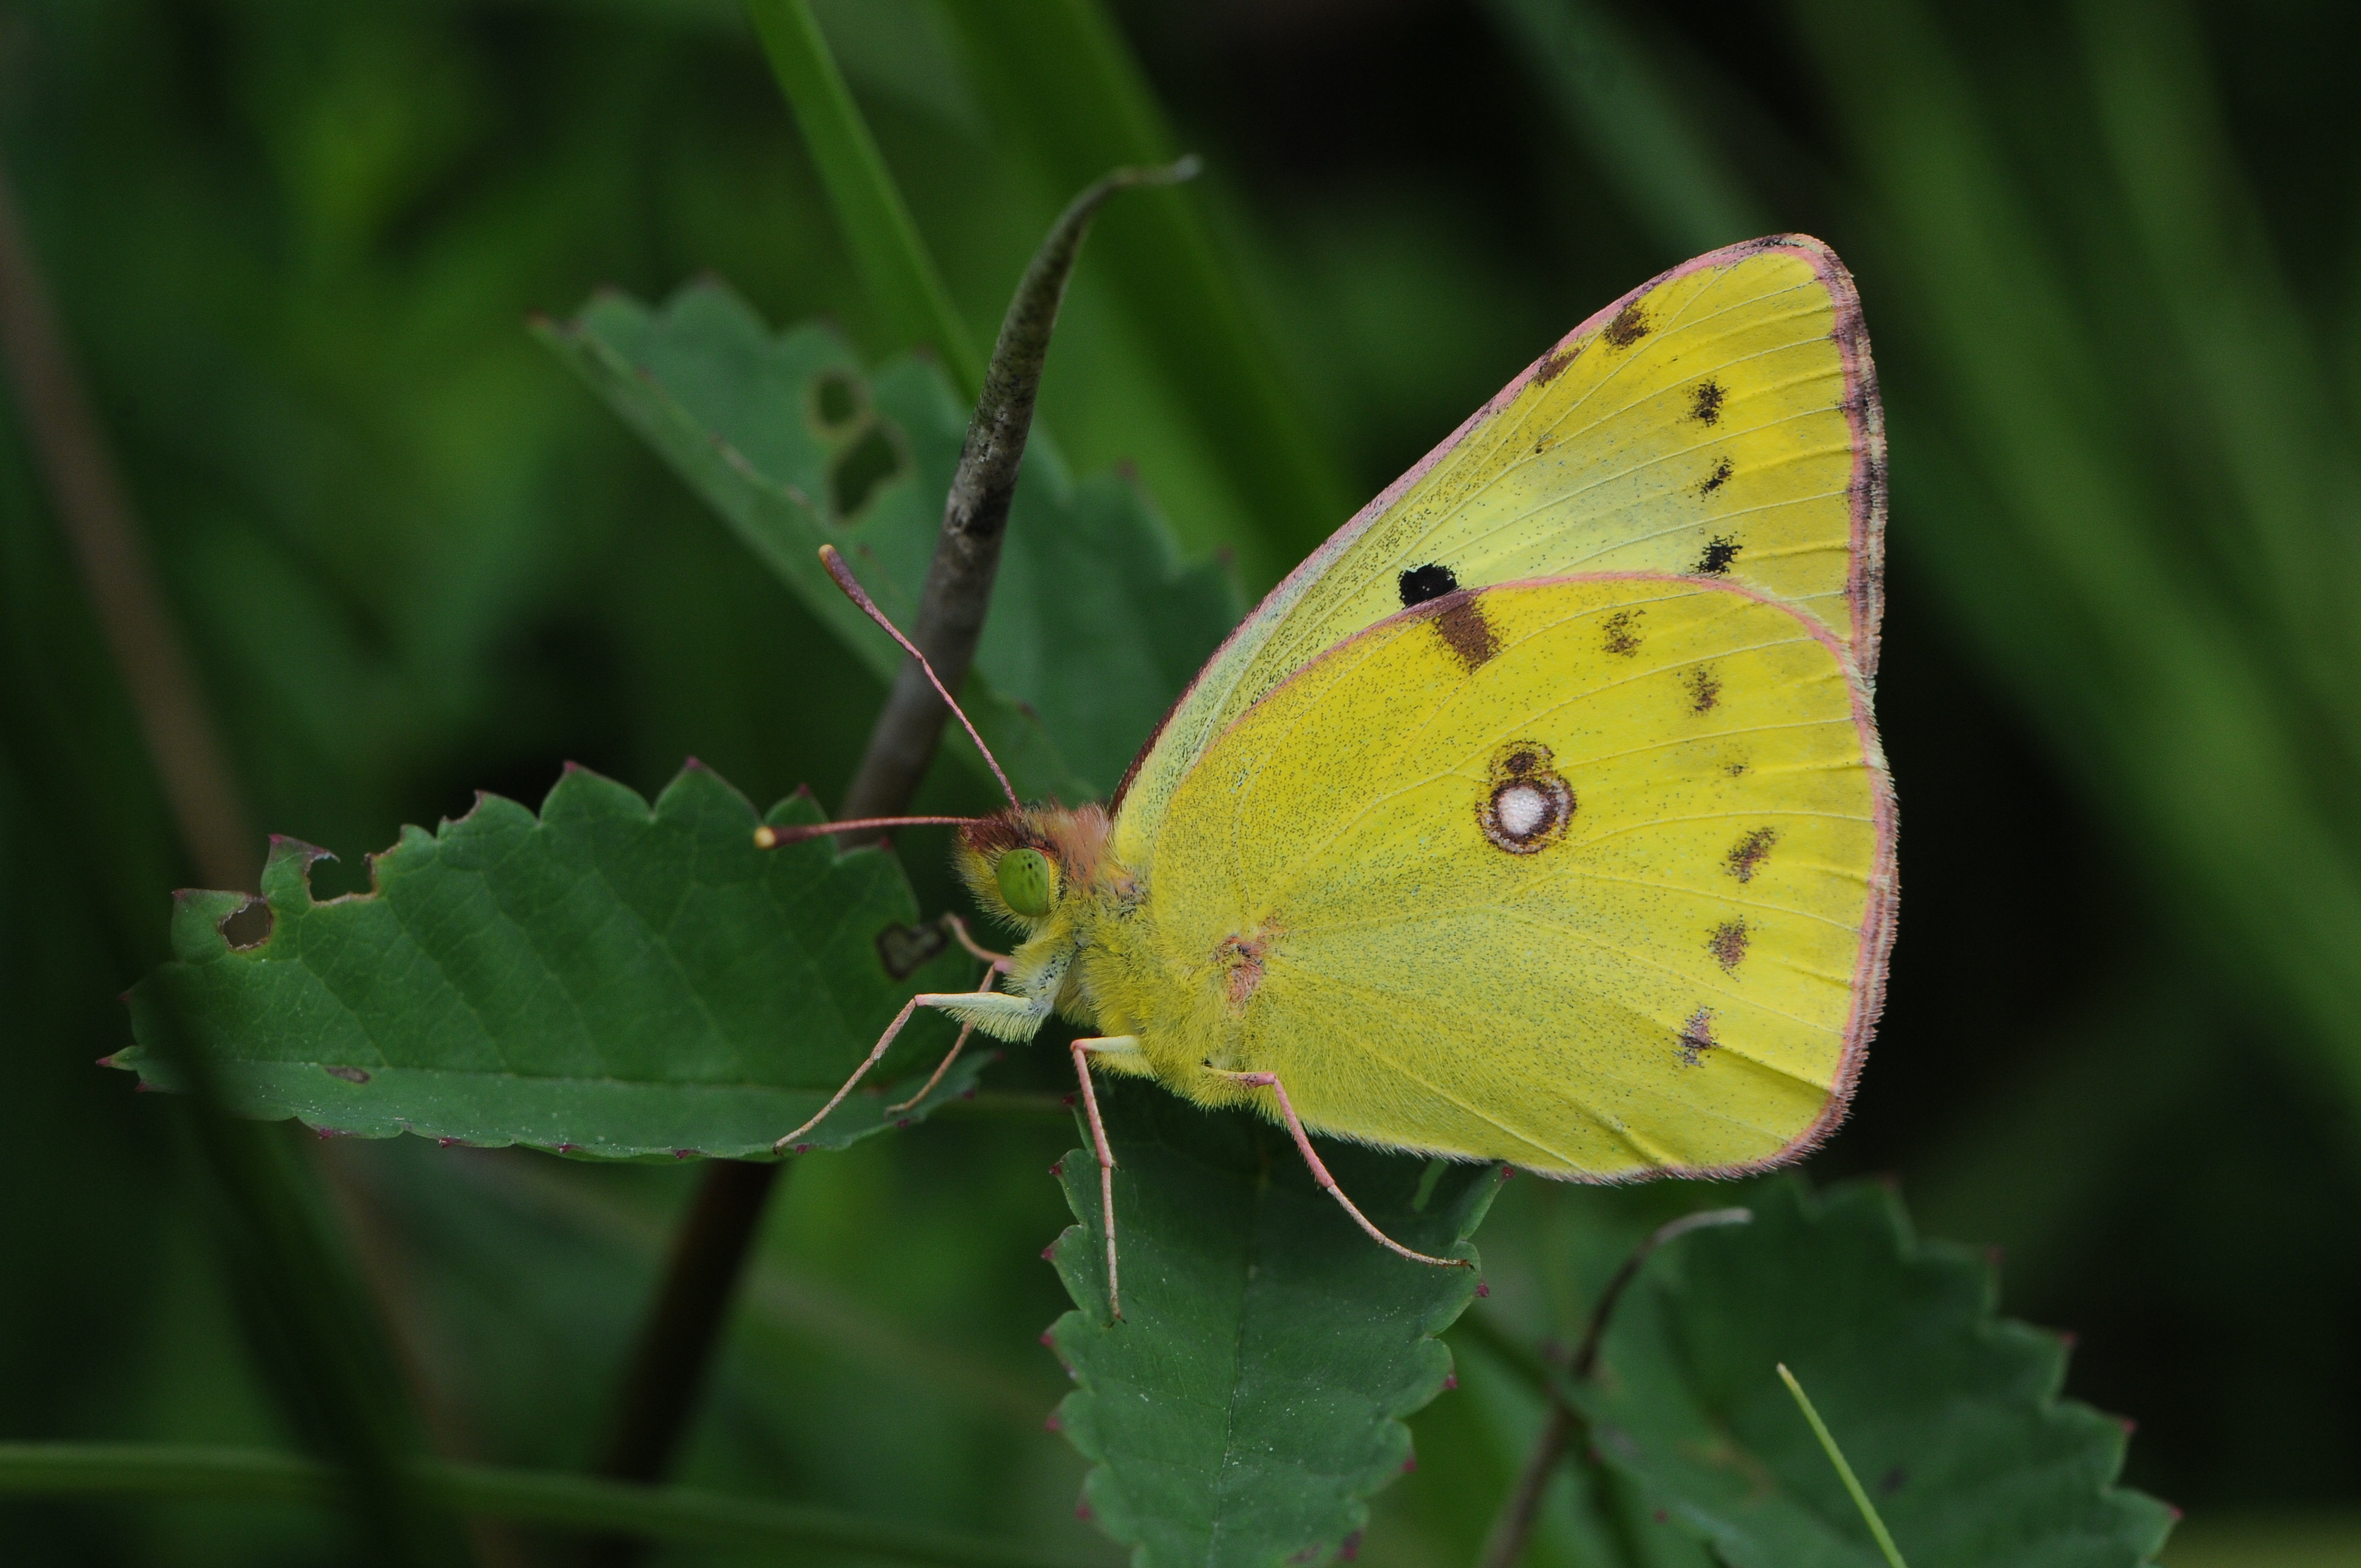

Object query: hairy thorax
[959,802,1269,1109]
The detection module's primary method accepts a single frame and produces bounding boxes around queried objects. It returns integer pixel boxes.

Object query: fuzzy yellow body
[943,236,1896,1182]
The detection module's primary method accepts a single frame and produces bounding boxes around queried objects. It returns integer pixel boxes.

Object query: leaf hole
[220,898,273,951]
[830,422,906,519]
[808,368,867,437]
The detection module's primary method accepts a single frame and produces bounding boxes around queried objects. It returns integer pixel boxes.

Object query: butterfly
[764,235,1897,1319]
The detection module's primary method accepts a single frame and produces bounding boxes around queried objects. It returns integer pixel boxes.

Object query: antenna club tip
[817,543,842,565]
[753,825,781,849]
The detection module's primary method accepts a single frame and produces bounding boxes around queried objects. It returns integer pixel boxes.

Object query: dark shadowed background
[4,0,2358,1562]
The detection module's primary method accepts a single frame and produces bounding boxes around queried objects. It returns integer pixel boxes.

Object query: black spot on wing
[1433,593,1499,669]
[1726,827,1778,883]
[1691,381,1724,424]
[1699,458,1732,497]
[1602,609,1644,657]
[1678,1008,1716,1067]
[1696,535,1741,574]
[1603,301,1650,347]
[1398,563,1460,607]
[1685,665,1722,714]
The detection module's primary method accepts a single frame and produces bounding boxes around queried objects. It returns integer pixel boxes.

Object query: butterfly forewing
[1141,577,1895,1179]
[1114,237,1884,869]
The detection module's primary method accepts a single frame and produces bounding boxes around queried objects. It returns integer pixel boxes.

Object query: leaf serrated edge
[1603,1177,2180,1568]
[1042,1133,1504,1567]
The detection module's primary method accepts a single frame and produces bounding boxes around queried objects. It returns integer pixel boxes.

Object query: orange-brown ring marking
[1477,741,1574,855]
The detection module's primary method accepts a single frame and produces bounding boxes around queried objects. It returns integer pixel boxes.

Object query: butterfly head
[955,803,1110,931]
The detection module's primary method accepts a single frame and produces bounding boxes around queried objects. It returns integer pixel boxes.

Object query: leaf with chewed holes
[1043,1087,1503,1568]
[535,280,1237,803]
[115,764,980,1159]
[1569,1177,2175,1567]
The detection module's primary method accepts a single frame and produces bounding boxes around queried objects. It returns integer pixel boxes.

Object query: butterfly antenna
[753,815,975,850]
[819,544,1021,812]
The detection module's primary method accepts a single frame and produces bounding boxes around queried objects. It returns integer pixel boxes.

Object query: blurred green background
[4,0,2359,1562]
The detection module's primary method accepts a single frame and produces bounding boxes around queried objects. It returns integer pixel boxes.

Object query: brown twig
[1473,1207,1751,1568]
[0,159,255,893]
[582,161,1194,1565]
[835,157,1199,823]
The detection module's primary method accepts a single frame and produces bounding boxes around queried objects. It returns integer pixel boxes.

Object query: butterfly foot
[1210,1067,1470,1271]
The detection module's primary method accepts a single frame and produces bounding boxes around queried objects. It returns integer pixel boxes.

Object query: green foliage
[536,282,1236,802]
[1046,1092,1500,1568]
[10,0,2361,1562]
[748,0,986,397]
[939,0,1359,582]
[1778,0,2361,1112]
[1574,1180,2173,1568]
[118,766,980,1159]
[0,1442,1107,1568]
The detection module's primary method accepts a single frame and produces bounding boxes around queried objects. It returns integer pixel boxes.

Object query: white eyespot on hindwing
[1478,741,1573,855]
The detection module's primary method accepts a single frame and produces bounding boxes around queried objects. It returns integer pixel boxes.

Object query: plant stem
[1476,1404,1576,1568]
[588,1159,788,1487]
[836,155,1196,822]
[746,0,983,398]
[0,157,255,894]
[0,155,485,1567]
[1472,1207,1752,1568]
[0,1443,1110,1568]
[1777,1363,1912,1568]
[587,7,1189,1547]
[939,0,1357,582]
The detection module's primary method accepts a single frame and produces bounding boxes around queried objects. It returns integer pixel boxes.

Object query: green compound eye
[994,848,1057,917]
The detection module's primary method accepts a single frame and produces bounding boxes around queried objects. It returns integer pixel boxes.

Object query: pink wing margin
[1190,568,1898,1180]
[1112,234,1890,813]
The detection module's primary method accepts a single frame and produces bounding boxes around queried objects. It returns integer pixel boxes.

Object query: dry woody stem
[837,156,1200,824]
[587,157,1200,1549]
[1474,1207,1751,1568]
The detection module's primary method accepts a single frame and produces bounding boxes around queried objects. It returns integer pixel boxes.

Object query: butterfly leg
[1069,1037,1141,1321]
[773,991,975,1153]
[941,912,1014,970]
[886,961,1005,1113]
[1211,1069,1473,1271]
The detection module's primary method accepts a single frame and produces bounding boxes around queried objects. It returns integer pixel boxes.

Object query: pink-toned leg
[885,1023,974,1115]
[1216,1070,1472,1271]
[774,992,964,1153]
[942,913,1014,972]
[887,963,1002,1113]
[1069,1039,1124,1321]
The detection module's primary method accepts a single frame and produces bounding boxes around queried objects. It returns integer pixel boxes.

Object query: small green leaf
[1045,1088,1503,1568]
[535,282,1237,803]
[118,764,980,1159]
[1571,1178,2175,1568]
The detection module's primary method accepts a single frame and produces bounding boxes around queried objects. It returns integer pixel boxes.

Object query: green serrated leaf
[1044,1087,1503,1568]
[117,764,981,1160]
[1572,1178,2175,1568]
[535,281,1237,803]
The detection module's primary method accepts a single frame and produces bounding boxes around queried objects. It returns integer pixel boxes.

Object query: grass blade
[1776,1363,1910,1568]
[0,1442,1110,1568]
[939,0,1358,581]
[1481,0,1768,256]
[746,0,984,398]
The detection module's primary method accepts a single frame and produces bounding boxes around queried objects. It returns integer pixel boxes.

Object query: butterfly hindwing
[1114,236,1884,868]
[1139,576,1895,1178]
